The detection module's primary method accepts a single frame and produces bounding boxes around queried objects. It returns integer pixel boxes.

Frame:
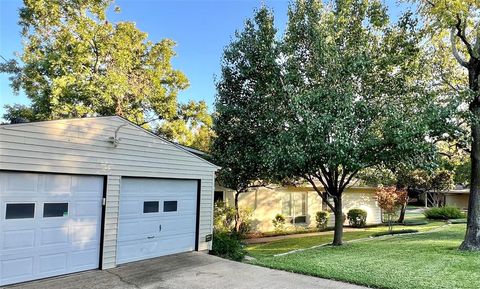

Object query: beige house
[215,183,382,232]
[418,187,470,210]
[444,189,469,209]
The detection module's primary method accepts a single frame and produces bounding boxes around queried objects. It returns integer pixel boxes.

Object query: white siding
[0,116,217,269]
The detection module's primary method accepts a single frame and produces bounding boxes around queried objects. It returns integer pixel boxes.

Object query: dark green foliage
[424,206,466,220]
[347,209,368,228]
[210,232,246,261]
[212,7,282,193]
[372,229,418,237]
[316,211,330,230]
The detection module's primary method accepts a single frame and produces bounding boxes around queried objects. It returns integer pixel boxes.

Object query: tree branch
[451,27,470,68]
[305,175,335,211]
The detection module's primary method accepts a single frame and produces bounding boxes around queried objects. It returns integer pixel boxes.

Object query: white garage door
[117,178,198,264]
[0,172,103,286]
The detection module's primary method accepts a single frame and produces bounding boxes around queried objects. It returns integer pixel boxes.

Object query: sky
[0,0,410,116]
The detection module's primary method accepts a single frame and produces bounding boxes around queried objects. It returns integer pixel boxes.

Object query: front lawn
[248,224,480,289]
[246,221,444,258]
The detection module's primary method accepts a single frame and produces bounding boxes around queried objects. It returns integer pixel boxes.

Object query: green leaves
[1,0,214,150]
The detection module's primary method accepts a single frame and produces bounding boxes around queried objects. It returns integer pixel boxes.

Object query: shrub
[237,207,254,238]
[424,206,466,220]
[272,214,286,232]
[347,209,368,228]
[213,201,236,232]
[315,211,330,230]
[210,231,246,261]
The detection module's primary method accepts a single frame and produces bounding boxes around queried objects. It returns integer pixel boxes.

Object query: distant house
[214,183,382,232]
[419,186,470,210]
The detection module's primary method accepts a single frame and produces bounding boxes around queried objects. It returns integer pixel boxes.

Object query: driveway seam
[105,270,141,289]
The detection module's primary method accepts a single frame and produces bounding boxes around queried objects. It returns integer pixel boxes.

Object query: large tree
[0,0,212,150]
[266,0,450,245]
[416,0,480,250]
[212,7,283,231]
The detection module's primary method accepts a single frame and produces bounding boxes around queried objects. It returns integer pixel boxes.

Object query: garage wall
[0,116,217,269]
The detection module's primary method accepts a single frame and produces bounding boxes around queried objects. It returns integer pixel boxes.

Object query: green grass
[246,221,444,258]
[248,225,479,289]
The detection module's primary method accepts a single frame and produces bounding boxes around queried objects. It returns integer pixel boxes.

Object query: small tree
[376,187,408,233]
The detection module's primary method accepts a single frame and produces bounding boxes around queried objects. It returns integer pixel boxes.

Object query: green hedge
[424,206,466,220]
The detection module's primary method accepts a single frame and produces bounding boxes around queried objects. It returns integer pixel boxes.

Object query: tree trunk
[461,101,480,250]
[332,197,343,246]
[397,202,407,223]
[233,191,240,232]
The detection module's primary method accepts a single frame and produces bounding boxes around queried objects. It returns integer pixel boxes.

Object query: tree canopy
[0,0,213,151]
[213,0,454,244]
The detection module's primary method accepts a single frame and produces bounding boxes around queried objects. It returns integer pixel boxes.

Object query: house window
[281,192,307,222]
[143,201,159,213]
[163,201,178,212]
[5,203,35,219]
[214,191,224,203]
[43,203,68,218]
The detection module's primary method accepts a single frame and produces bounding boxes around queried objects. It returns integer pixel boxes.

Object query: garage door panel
[75,201,102,217]
[117,178,198,264]
[38,253,67,274]
[1,257,34,279]
[3,229,36,250]
[0,172,103,286]
[4,173,38,193]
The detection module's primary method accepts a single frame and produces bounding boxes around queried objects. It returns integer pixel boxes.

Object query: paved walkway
[244,228,360,244]
[3,252,368,289]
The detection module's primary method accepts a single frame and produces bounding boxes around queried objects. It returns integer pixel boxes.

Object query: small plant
[424,206,466,220]
[213,201,236,232]
[315,211,330,230]
[237,207,254,238]
[272,214,286,232]
[210,231,246,261]
[347,209,368,228]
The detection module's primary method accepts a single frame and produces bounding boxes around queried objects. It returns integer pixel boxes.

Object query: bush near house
[210,231,246,261]
[347,209,368,228]
[316,211,330,230]
[424,206,466,220]
[213,201,253,238]
[273,214,286,233]
[213,201,236,232]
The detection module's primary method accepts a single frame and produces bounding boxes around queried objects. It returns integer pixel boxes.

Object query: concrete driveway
[2,252,366,289]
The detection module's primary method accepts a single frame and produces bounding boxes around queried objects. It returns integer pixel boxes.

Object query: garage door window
[163,201,177,212]
[43,203,69,217]
[5,203,35,219]
[144,201,159,213]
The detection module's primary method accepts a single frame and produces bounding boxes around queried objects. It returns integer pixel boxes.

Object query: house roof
[0,115,220,170]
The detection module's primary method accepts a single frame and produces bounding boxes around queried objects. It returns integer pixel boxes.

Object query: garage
[0,172,104,286]
[0,116,218,286]
[117,178,198,264]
